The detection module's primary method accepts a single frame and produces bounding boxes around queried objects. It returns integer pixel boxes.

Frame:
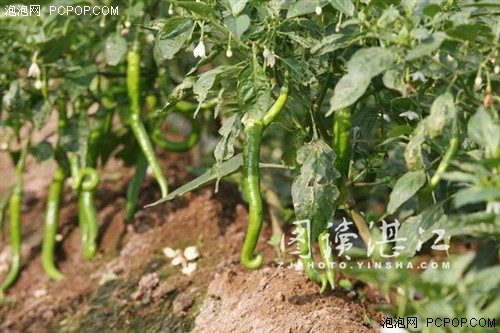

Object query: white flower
[474,76,482,91]
[486,201,500,214]
[315,6,322,15]
[495,65,500,75]
[183,246,199,261]
[382,114,391,123]
[399,111,419,121]
[34,79,43,90]
[410,71,426,82]
[263,48,276,68]
[226,48,233,58]
[124,21,131,28]
[28,62,41,78]
[182,262,197,276]
[193,40,206,58]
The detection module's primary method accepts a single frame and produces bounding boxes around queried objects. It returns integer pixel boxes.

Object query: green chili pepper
[333,108,351,181]
[75,168,100,259]
[240,76,289,269]
[127,45,169,198]
[429,122,459,191]
[41,166,65,280]
[152,112,201,153]
[1,141,29,292]
[318,230,335,290]
[124,153,148,222]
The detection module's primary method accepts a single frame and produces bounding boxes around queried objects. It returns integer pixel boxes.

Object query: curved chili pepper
[240,76,289,269]
[429,122,459,191]
[127,45,169,198]
[75,168,100,259]
[152,112,201,153]
[1,141,29,291]
[41,166,65,280]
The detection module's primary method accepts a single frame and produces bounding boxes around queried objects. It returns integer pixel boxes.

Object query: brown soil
[0,150,383,333]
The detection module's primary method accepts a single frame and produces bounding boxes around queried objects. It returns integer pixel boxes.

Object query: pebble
[173,293,195,315]
[274,291,285,302]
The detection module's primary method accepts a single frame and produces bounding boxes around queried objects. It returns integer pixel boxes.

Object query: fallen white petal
[163,247,180,259]
[399,111,419,121]
[183,246,199,261]
[171,255,184,266]
[181,262,197,276]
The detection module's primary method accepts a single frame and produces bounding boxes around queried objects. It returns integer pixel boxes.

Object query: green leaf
[405,32,446,61]
[327,47,393,114]
[327,73,370,115]
[347,47,394,78]
[146,154,243,207]
[287,1,318,19]
[32,99,53,131]
[426,92,456,138]
[154,17,193,60]
[173,1,215,18]
[280,58,315,86]
[29,140,54,163]
[383,68,406,96]
[229,0,248,16]
[454,187,500,208]
[291,140,339,240]
[224,14,250,38]
[422,252,475,286]
[193,66,233,111]
[404,121,426,170]
[310,34,346,55]
[104,33,127,66]
[214,113,243,166]
[397,203,447,257]
[467,107,500,158]
[236,56,271,120]
[387,170,427,214]
[329,0,355,16]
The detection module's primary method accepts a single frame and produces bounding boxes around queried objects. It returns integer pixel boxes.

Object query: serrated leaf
[329,0,355,16]
[154,17,193,60]
[405,32,446,61]
[291,141,339,241]
[224,14,250,38]
[387,170,426,214]
[427,92,456,138]
[104,33,127,66]
[397,202,447,257]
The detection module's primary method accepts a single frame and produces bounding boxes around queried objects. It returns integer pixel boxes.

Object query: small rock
[347,290,356,299]
[152,282,176,299]
[132,273,160,301]
[274,291,285,302]
[173,293,194,315]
